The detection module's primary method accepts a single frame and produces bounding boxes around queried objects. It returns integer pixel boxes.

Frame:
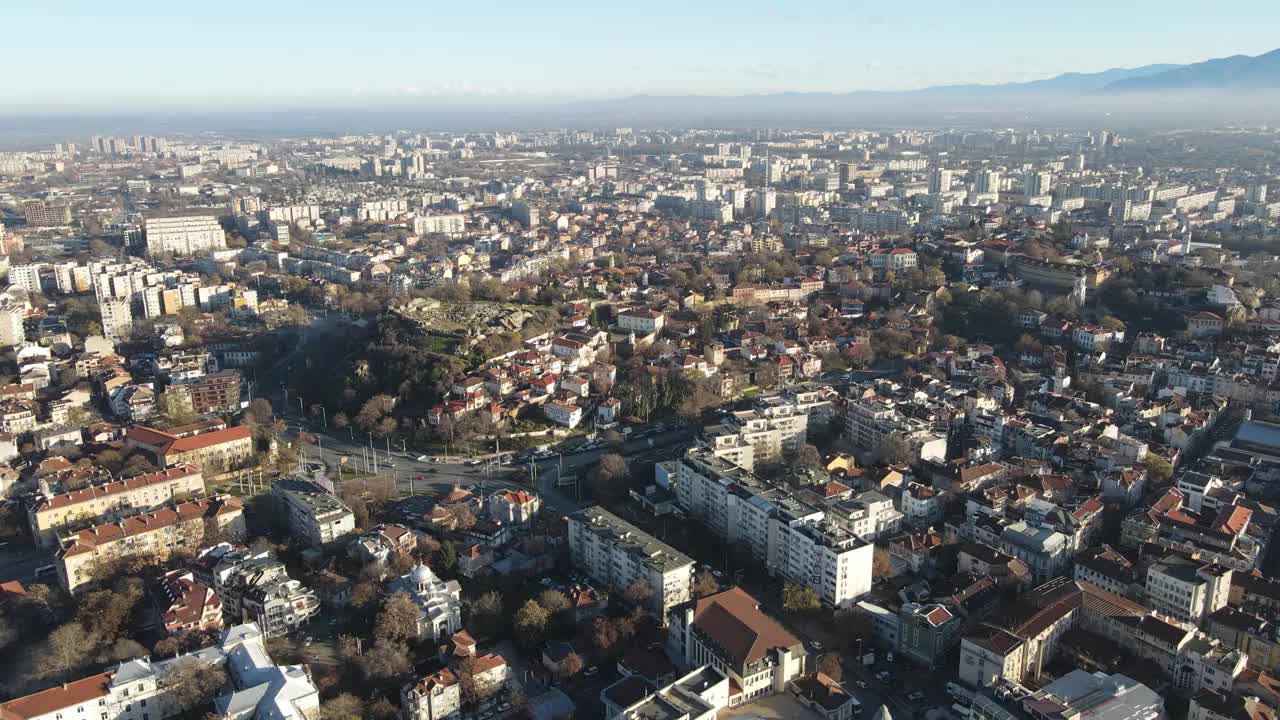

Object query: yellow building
[28,464,203,547]
[57,495,244,593]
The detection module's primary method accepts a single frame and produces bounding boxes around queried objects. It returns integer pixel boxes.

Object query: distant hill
[1104,49,1280,91]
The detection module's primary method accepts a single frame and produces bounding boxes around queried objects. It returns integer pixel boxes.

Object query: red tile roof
[0,672,112,719]
[691,587,800,667]
[38,464,201,511]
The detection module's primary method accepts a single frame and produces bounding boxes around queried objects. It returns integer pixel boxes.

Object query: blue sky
[6,0,1280,110]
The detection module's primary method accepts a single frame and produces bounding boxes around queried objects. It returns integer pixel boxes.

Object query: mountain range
[557,48,1280,126]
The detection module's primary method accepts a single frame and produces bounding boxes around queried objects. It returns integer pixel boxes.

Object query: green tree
[782,582,820,615]
[1143,453,1174,484]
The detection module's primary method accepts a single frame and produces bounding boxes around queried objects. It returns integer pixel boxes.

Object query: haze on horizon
[6,0,1280,113]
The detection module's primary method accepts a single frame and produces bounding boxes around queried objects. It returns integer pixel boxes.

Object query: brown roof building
[667,587,805,707]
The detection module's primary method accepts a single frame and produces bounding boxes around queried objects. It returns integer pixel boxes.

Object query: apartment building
[144,211,226,256]
[28,463,204,547]
[675,449,873,608]
[829,490,904,540]
[169,369,242,415]
[413,213,467,237]
[0,296,26,347]
[100,296,133,342]
[702,393,812,472]
[57,495,244,592]
[215,557,320,637]
[126,422,256,471]
[272,477,356,547]
[157,570,224,635]
[401,668,461,720]
[1145,558,1232,627]
[0,621,319,720]
[666,587,806,707]
[617,309,666,335]
[567,506,695,619]
[844,392,947,463]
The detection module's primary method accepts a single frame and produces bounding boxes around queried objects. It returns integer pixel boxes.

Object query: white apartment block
[702,393,812,472]
[1145,560,1232,627]
[845,393,947,463]
[675,449,873,607]
[567,506,694,619]
[144,212,226,256]
[413,213,467,237]
[271,477,356,547]
[0,298,26,347]
[99,297,133,342]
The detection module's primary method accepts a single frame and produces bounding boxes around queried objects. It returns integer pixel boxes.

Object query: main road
[289,418,697,515]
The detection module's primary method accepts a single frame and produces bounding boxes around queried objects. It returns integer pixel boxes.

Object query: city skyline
[6,0,1280,111]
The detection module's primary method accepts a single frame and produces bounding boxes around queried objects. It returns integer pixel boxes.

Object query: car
[809,640,823,651]
[466,459,482,466]
[856,680,869,689]
[908,691,926,702]
[426,467,438,474]
[584,666,599,677]
[416,454,430,462]
[498,702,510,712]
[304,636,314,646]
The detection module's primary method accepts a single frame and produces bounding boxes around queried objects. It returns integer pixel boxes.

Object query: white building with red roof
[488,489,542,525]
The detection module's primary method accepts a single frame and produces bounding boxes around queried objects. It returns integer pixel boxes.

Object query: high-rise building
[0,296,26,348]
[144,211,226,256]
[567,506,694,618]
[753,188,776,218]
[1247,184,1267,204]
[1026,171,1053,197]
[510,200,539,228]
[22,199,72,227]
[975,170,1002,194]
[928,168,953,195]
[99,297,133,342]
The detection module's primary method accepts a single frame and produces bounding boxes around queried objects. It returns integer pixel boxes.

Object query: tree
[367,697,398,720]
[358,639,412,682]
[816,652,843,681]
[466,591,504,639]
[879,434,913,465]
[795,443,822,468]
[166,658,230,714]
[558,652,585,680]
[873,548,895,578]
[538,589,571,615]
[246,398,273,426]
[782,582,820,615]
[452,505,477,531]
[693,571,721,598]
[589,453,629,505]
[591,616,621,656]
[623,578,652,609]
[433,541,458,574]
[40,622,95,680]
[514,599,551,651]
[374,592,420,645]
[1143,453,1174,484]
[320,693,365,720]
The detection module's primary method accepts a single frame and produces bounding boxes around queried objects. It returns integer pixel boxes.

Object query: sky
[5,0,1280,111]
